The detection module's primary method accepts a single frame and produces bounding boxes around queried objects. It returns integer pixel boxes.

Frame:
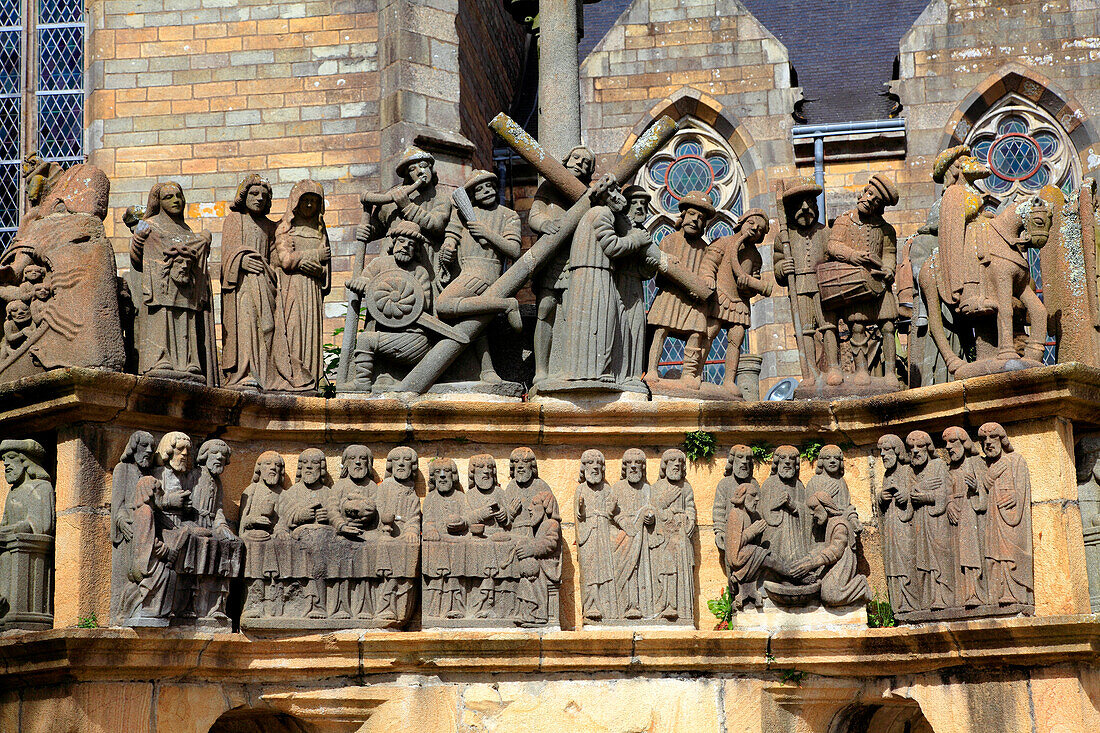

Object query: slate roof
[577,0,931,124]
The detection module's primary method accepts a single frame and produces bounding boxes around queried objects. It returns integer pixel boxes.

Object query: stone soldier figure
[111,430,156,623]
[608,448,661,620]
[348,220,435,391]
[975,422,1033,607]
[877,434,917,614]
[616,185,659,389]
[647,191,717,390]
[504,447,562,626]
[438,169,524,383]
[774,177,828,380]
[575,449,616,623]
[529,145,596,385]
[943,426,987,609]
[819,173,900,388]
[704,209,772,393]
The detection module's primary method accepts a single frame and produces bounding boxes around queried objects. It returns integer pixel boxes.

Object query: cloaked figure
[790,492,871,608]
[574,449,616,623]
[111,431,156,624]
[877,434,918,614]
[608,449,662,620]
[504,448,562,626]
[975,422,1033,607]
[422,457,467,620]
[944,426,987,609]
[907,430,955,611]
[652,449,697,622]
[127,476,176,625]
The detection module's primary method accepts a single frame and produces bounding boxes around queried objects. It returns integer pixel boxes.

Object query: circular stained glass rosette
[664,155,714,199]
[987,133,1042,182]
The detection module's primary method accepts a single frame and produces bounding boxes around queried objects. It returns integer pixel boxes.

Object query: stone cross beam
[397,114,677,393]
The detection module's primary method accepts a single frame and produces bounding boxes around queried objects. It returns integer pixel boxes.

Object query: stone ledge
[1,616,1098,686]
[3,364,1100,445]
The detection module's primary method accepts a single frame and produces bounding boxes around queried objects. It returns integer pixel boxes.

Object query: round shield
[365,269,425,329]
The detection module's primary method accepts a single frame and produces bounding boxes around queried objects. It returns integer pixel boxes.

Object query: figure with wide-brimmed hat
[615,185,659,388]
[816,173,901,392]
[438,169,524,384]
[646,191,718,391]
[703,208,772,395]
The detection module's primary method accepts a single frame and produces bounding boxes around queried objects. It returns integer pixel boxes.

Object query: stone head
[295,448,328,487]
[33,282,51,301]
[231,174,272,216]
[676,192,714,238]
[6,299,29,324]
[563,146,595,183]
[815,445,844,478]
[385,446,418,483]
[738,211,769,243]
[296,192,322,221]
[858,175,897,217]
[0,439,47,488]
[156,432,192,473]
[429,458,459,496]
[877,434,907,472]
[509,447,537,486]
[978,422,1011,461]
[468,454,498,493]
[806,490,839,526]
[725,444,754,481]
[905,430,934,469]
[253,451,285,487]
[341,444,373,482]
[659,449,687,483]
[579,449,606,486]
[148,182,185,219]
[1019,197,1053,249]
[771,446,800,481]
[942,426,972,464]
[387,220,424,265]
[623,187,650,226]
[22,264,45,284]
[123,431,157,471]
[734,481,760,515]
[197,439,232,476]
[620,448,647,485]
[959,154,991,184]
[791,194,819,229]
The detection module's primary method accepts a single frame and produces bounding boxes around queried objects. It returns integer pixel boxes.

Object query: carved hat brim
[463,169,498,191]
[622,184,651,201]
[678,191,716,217]
[933,144,971,183]
[781,179,822,200]
[0,438,46,462]
[868,174,899,207]
[395,146,435,177]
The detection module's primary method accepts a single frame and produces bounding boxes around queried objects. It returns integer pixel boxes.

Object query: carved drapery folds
[0,439,54,630]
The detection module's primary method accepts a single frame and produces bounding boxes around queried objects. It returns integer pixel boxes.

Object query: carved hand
[299,259,324,278]
[515,543,534,560]
[319,244,332,264]
[492,507,508,525]
[643,509,656,527]
[776,258,794,279]
[347,276,369,294]
[576,494,585,516]
[117,516,134,542]
[314,505,329,523]
[541,219,561,235]
[998,494,1016,511]
[467,221,489,240]
[355,223,374,243]
[241,254,267,275]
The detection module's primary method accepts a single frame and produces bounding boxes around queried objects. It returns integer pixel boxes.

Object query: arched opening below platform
[207,708,311,733]
[830,702,934,733]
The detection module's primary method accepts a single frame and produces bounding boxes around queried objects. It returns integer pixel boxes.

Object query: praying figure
[130,181,217,384]
[651,449,696,623]
[273,180,331,391]
[422,457,467,621]
[609,449,661,620]
[127,476,176,625]
[575,449,616,623]
[758,445,812,569]
[877,434,917,614]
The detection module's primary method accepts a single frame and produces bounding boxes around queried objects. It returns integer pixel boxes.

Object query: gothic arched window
[635,117,749,383]
[965,94,1080,203]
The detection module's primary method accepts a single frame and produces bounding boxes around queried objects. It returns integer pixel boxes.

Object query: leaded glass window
[635,117,749,382]
[0,0,85,250]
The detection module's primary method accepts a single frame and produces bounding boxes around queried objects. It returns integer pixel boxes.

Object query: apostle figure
[191,439,243,622]
[131,181,217,384]
[575,449,616,623]
[975,422,1033,607]
[652,449,696,622]
[0,439,55,629]
[504,447,562,626]
[907,430,954,611]
[550,175,652,390]
[806,445,861,535]
[151,432,197,621]
[273,179,331,391]
[724,481,778,611]
[370,446,421,624]
[646,191,717,390]
[791,492,871,608]
[127,476,176,625]
[240,451,287,620]
[111,430,156,624]
[609,448,661,620]
[327,445,378,619]
[438,169,523,383]
[773,177,828,382]
[348,220,434,391]
[276,448,333,619]
[943,426,987,608]
[616,185,660,389]
[759,445,812,569]
[463,454,510,618]
[705,209,772,392]
[713,444,757,559]
[819,173,900,387]
[529,145,595,385]
[422,457,466,620]
[221,174,299,391]
[877,434,917,614]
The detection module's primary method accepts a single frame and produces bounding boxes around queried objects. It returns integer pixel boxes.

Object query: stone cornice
[3,364,1100,446]
[1,616,1098,686]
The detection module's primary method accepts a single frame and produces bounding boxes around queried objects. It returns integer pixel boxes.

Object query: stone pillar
[0,534,52,630]
[537,0,582,159]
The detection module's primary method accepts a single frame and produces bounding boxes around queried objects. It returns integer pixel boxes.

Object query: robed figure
[608,449,662,620]
[574,450,616,623]
[976,423,1034,607]
[877,434,918,614]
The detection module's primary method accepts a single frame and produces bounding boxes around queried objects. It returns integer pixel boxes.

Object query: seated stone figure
[503,448,562,627]
[240,451,289,620]
[0,439,55,630]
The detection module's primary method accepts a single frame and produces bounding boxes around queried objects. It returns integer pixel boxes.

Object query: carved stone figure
[530,145,595,385]
[806,445,861,535]
[976,422,1033,608]
[907,430,954,612]
[21,152,64,207]
[275,448,334,620]
[131,182,218,384]
[422,457,466,620]
[273,179,331,391]
[190,440,243,622]
[542,176,652,393]
[0,439,54,630]
[724,480,775,611]
[460,454,510,620]
[503,448,562,626]
[127,476,175,626]
[221,174,301,392]
[616,186,659,388]
[362,446,421,625]
[877,434,917,614]
[758,446,812,569]
[240,451,288,620]
[646,191,717,392]
[774,177,828,383]
[814,174,900,394]
[919,149,1055,379]
[574,449,616,623]
[943,426,986,609]
[1076,444,1100,612]
[0,163,125,384]
[111,430,156,624]
[651,449,696,622]
[713,445,757,560]
[439,169,523,384]
[791,492,871,608]
[704,209,772,394]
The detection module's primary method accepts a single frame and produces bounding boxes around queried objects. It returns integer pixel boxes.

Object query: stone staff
[397,114,677,393]
[775,179,813,382]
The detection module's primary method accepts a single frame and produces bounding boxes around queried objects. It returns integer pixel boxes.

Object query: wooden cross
[397,112,677,393]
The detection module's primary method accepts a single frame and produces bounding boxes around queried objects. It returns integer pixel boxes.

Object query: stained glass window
[634,117,749,384]
[0,0,83,250]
